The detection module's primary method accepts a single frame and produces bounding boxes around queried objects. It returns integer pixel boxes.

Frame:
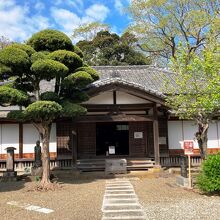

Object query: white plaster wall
[168,121,183,149]
[23,124,40,154]
[116,91,151,104]
[0,125,2,155]
[83,91,113,104]
[168,120,220,150]
[23,123,57,154]
[208,122,219,148]
[1,124,19,154]
[218,121,220,147]
[183,121,198,149]
[49,123,56,152]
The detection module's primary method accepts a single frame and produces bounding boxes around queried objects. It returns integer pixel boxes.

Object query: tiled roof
[91,65,175,98]
[1,65,176,98]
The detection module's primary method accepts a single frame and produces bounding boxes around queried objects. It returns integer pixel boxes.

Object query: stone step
[105,199,138,204]
[104,194,137,199]
[103,210,145,218]
[103,204,141,211]
[102,216,146,220]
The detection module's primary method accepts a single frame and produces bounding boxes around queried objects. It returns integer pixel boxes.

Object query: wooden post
[153,104,160,166]
[188,155,192,188]
[71,122,77,167]
[19,123,23,159]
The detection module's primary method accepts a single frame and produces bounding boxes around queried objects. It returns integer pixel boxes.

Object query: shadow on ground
[0,174,27,192]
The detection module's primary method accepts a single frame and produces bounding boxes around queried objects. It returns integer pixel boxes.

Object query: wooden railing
[160,156,202,167]
[0,156,202,172]
[0,159,73,171]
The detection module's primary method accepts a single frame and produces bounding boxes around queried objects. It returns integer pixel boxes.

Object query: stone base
[31,166,43,177]
[176,175,192,188]
[1,171,17,182]
[105,159,127,175]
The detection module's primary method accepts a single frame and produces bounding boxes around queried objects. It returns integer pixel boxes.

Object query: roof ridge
[92,65,173,74]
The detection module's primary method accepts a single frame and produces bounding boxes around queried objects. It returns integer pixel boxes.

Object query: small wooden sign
[183,141,194,155]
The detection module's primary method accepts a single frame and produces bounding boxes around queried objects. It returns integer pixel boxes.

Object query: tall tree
[72,22,110,41]
[77,30,151,66]
[0,36,11,49]
[128,0,220,64]
[0,29,99,189]
[165,37,220,159]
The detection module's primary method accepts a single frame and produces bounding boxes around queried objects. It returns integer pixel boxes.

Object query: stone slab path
[102,178,146,220]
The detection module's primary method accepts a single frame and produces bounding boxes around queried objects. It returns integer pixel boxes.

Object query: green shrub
[48,50,82,72]
[0,47,30,75]
[24,101,62,122]
[63,71,94,89]
[27,29,73,52]
[31,59,68,80]
[75,66,99,81]
[7,43,36,56]
[197,153,220,193]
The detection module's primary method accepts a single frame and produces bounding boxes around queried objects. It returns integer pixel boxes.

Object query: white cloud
[0,1,50,42]
[34,1,45,11]
[114,0,131,15]
[53,0,84,12]
[85,4,110,21]
[0,0,15,9]
[50,7,81,33]
[50,4,110,41]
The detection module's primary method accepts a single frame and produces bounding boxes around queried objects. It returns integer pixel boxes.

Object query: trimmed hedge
[27,29,73,52]
[48,50,83,72]
[197,153,220,193]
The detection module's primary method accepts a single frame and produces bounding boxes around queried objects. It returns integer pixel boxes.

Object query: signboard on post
[183,141,194,155]
[183,140,194,188]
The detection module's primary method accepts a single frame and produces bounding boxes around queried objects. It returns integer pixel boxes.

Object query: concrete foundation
[176,175,192,188]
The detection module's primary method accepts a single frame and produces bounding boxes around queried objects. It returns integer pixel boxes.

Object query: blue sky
[0,0,131,43]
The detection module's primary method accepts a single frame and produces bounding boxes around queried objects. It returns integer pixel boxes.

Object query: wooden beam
[82,103,154,112]
[87,83,165,105]
[76,114,154,122]
[19,123,23,159]
[153,104,160,166]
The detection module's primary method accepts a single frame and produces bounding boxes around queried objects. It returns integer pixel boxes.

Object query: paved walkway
[102,178,146,220]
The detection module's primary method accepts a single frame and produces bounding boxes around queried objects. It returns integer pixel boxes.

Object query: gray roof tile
[91,65,175,98]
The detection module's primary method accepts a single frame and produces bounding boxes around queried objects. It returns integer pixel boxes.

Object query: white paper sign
[134,132,143,139]
[109,146,115,154]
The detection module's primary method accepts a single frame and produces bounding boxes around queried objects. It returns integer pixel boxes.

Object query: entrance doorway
[96,122,129,156]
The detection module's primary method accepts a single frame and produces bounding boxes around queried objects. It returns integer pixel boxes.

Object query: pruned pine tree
[0,29,99,189]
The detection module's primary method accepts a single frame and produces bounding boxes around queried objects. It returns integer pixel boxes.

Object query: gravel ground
[0,171,219,220]
[0,171,105,220]
[132,173,220,220]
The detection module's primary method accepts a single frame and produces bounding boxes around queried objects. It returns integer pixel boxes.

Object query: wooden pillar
[71,122,77,166]
[153,104,160,166]
[19,123,23,159]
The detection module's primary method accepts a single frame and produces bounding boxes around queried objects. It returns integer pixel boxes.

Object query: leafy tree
[0,36,11,49]
[0,29,98,189]
[72,22,110,41]
[164,38,220,159]
[127,0,220,64]
[77,30,151,66]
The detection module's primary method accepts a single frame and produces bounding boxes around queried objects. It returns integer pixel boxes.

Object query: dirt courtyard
[0,171,219,220]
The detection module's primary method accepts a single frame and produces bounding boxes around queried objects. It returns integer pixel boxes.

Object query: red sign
[184,141,194,155]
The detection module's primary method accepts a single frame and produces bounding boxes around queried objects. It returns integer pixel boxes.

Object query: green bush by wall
[197,153,220,193]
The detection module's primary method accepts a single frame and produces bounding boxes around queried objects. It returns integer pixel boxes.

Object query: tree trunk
[195,122,209,160]
[34,122,52,189]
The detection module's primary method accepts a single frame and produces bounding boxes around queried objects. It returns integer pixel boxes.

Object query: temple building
[0,66,220,170]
